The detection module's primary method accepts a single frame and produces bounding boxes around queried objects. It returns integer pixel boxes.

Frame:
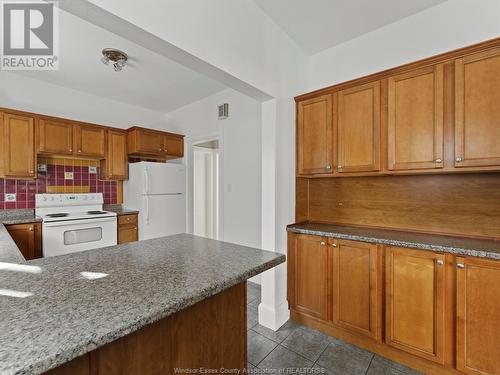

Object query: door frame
[186,135,223,241]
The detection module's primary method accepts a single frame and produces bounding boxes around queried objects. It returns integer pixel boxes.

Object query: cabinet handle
[337,165,343,169]
[457,263,465,269]
[435,158,442,163]
[133,227,137,230]
[69,148,72,152]
[28,227,34,231]
[164,148,168,153]
[320,241,326,246]
[325,165,332,170]
[331,243,337,247]
[78,150,81,153]
[436,259,444,266]
[455,157,463,162]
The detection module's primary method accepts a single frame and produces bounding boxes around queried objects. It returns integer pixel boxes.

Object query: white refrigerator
[124,162,186,240]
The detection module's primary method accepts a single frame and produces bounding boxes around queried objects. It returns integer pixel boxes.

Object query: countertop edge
[287,226,500,261]
[25,254,285,375]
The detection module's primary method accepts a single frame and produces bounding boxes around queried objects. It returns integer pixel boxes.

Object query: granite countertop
[104,205,139,216]
[0,210,42,263]
[0,233,285,375]
[287,222,500,260]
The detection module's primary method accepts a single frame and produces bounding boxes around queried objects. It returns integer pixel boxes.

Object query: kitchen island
[0,233,285,375]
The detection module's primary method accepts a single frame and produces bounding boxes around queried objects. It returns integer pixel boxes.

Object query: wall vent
[218,103,229,120]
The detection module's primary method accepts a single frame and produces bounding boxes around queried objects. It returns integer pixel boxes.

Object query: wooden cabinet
[0,112,36,178]
[74,124,105,158]
[37,119,73,155]
[456,256,500,375]
[330,239,382,340]
[287,233,328,320]
[337,82,380,173]
[100,130,128,180]
[127,126,184,159]
[455,47,500,168]
[118,214,138,244]
[385,247,446,364]
[387,65,444,171]
[164,134,184,157]
[297,94,334,175]
[6,222,42,260]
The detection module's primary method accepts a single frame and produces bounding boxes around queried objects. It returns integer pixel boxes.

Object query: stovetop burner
[46,213,69,218]
[87,211,108,215]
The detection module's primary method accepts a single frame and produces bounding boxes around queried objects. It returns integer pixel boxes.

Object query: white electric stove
[35,193,117,257]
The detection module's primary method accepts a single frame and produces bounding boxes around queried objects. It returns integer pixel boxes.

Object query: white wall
[166,89,263,279]
[308,0,500,91]
[0,72,169,130]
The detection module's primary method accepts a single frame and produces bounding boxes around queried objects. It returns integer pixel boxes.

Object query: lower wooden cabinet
[6,222,42,260]
[456,256,500,375]
[385,247,446,364]
[287,233,328,320]
[331,239,382,341]
[118,214,138,244]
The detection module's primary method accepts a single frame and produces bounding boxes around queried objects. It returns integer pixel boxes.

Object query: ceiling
[8,9,226,113]
[253,0,448,55]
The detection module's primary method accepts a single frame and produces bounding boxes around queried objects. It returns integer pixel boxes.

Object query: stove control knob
[42,196,47,202]
[49,196,54,201]
[82,196,88,200]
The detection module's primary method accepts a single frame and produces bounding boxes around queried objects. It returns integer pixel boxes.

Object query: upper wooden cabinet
[0,112,36,178]
[127,126,184,159]
[297,94,334,175]
[385,247,446,364]
[74,124,105,158]
[100,130,128,180]
[287,233,328,320]
[37,119,73,155]
[456,256,500,375]
[331,239,382,341]
[455,47,500,168]
[6,222,42,260]
[387,65,444,171]
[337,82,380,173]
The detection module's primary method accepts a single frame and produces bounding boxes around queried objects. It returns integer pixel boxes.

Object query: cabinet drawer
[118,214,137,226]
[118,226,138,244]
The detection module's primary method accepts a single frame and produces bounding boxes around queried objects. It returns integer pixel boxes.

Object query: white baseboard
[257,300,290,331]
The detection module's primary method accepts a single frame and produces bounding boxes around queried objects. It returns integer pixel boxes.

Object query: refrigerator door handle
[144,167,150,194]
[145,196,150,224]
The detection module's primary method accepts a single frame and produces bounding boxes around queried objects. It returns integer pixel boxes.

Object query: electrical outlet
[37,163,47,172]
[64,172,74,180]
[89,166,97,174]
[5,193,16,202]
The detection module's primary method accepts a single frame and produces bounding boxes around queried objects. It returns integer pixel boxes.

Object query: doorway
[193,139,219,239]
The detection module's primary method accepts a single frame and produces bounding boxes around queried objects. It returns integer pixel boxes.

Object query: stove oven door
[42,217,117,257]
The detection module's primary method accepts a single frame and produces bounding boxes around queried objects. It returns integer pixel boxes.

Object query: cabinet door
[456,257,500,375]
[388,65,444,170]
[331,239,382,340]
[118,225,138,244]
[75,124,105,158]
[164,135,184,157]
[385,247,445,364]
[337,82,380,173]
[38,119,73,155]
[288,233,328,320]
[1,113,35,178]
[297,94,334,175]
[6,223,41,260]
[104,130,128,180]
[136,129,163,154]
[455,47,500,168]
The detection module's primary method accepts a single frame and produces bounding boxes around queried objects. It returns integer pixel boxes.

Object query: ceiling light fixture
[101,48,128,72]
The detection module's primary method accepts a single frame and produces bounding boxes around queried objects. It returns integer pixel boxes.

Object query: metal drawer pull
[457,263,465,269]
[436,260,444,265]
[455,157,463,162]
[325,165,332,170]
[320,241,326,246]
[435,158,442,163]
[331,243,337,247]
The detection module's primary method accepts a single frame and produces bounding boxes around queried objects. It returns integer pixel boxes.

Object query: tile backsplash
[0,157,118,210]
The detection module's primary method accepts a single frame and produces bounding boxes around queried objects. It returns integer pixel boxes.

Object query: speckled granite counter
[0,209,41,263]
[103,205,139,215]
[0,233,284,375]
[287,222,500,260]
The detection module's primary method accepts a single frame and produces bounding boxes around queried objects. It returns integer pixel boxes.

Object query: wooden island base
[47,283,247,375]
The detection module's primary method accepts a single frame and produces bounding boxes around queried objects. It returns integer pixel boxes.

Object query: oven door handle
[43,217,117,227]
